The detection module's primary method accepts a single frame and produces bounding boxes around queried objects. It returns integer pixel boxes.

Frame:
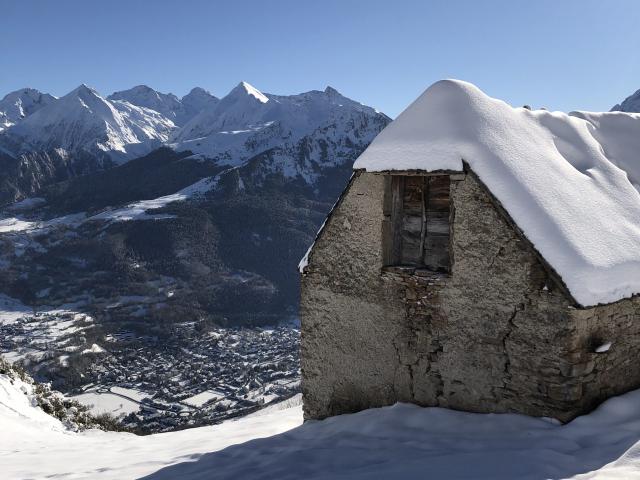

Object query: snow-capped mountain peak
[74,83,95,93]
[0,88,57,131]
[107,85,188,125]
[324,85,340,96]
[109,84,178,102]
[181,87,219,118]
[233,81,269,104]
[116,84,164,96]
[171,81,273,143]
[612,88,640,112]
[183,86,210,98]
[182,87,217,103]
[66,84,115,114]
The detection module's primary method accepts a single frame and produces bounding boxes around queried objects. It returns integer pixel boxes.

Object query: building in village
[299,79,640,422]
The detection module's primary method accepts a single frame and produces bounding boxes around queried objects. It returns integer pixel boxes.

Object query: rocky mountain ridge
[108,85,219,126]
[0,81,388,205]
[611,88,640,112]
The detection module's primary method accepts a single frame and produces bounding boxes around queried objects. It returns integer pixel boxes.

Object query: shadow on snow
[141,390,640,480]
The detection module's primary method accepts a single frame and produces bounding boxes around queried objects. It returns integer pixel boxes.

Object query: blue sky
[1,0,639,117]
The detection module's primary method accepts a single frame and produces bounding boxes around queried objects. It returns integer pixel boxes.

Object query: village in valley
[0,305,300,432]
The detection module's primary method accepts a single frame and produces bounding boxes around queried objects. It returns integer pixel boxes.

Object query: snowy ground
[69,387,144,417]
[3,374,640,479]
[0,374,300,480]
[0,299,95,365]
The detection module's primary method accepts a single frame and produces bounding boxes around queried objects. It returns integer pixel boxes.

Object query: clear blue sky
[1,0,639,117]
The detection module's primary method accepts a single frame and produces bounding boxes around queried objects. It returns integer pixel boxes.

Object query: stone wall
[568,297,640,414]
[300,172,411,419]
[300,170,640,422]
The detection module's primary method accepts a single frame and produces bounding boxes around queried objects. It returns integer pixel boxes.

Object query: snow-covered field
[182,389,224,408]
[69,386,152,417]
[70,387,143,417]
[3,373,640,479]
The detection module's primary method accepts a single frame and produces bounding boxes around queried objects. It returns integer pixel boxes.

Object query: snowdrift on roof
[354,79,640,307]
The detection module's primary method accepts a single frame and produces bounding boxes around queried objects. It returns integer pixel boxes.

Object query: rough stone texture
[300,172,411,419]
[568,297,640,414]
[300,170,640,422]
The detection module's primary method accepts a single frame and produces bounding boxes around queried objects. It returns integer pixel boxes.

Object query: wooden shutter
[384,174,451,272]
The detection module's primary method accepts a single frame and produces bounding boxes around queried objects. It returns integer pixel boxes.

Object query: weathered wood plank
[402,216,423,233]
[424,176,451,272]
[426,213,449,234]
[382,175,392,216]
[400,176,426,265]
[424,235,450,271]
[368,170,461,177]
[419,181,427,261]
[390,176,405,265]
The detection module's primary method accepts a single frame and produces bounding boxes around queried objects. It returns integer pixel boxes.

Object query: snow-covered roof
[354,79,640,307]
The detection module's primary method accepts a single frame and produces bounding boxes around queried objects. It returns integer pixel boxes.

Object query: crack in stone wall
[501,305,521,387]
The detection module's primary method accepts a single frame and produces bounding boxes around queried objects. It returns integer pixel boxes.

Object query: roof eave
[354,167,464,177]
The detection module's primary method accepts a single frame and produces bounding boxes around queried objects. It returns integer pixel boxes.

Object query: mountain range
[0,82,386,204]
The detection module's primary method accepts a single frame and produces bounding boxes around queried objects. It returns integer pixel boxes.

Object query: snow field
[5,372,640,479]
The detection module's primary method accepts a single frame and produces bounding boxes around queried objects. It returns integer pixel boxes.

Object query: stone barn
[299,79,640,422]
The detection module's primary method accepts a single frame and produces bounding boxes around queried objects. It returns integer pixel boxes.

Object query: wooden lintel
[360,169,464,178]
[384,170,460,177]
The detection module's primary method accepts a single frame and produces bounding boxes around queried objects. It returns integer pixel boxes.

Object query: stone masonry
[300,170,640,422]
